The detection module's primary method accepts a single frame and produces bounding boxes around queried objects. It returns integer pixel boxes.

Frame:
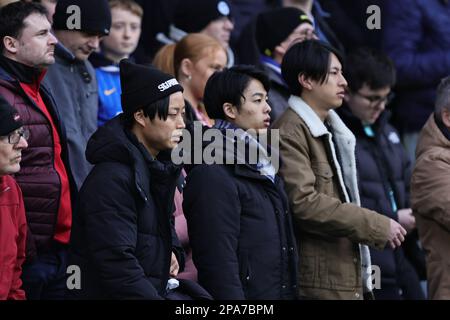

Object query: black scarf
[0,55,42,84]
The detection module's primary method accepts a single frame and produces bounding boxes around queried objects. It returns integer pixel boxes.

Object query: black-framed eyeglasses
[6,128,30,145]
[355,91,395,107]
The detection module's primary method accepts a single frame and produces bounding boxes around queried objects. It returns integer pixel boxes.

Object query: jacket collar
[0,55,44,84]
[338,104,391,136]
[54,42,76,63]
[434,112,450,141]
[288,95,355,141]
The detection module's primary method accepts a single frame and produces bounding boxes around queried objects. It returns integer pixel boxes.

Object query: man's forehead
[23,13,51,31]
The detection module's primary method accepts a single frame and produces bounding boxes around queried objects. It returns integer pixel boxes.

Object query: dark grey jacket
[43,43,98,189]
[262,65,290,123]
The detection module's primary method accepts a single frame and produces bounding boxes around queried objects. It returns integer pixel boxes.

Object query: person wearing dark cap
[43,0,111,190]
[68,60,192,299]
[0,96,28,300]
[32,0,58,24]
[158,0,235,67]
[0,1,77,300]
[255,7,317,122]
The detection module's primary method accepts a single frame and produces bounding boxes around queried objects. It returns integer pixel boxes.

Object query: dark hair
[0,2,48,53]
[345,47,396,92]
[203,65,270,120]
[121,95,170,129]
[281,40,344,96]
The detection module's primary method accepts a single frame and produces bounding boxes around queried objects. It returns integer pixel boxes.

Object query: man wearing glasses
[338,48,425,300]
[0,96,28,300]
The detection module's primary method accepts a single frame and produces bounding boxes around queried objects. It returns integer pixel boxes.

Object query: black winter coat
[338,107,425,299]
[69,116,184,299]
[183,125,298,300]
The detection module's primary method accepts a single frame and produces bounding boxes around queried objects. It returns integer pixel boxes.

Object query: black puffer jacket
[69,116,184,299]
[338,107,425,299]
[183,122,298,300]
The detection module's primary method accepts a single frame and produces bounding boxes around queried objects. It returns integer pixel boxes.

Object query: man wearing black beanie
[0,96,28,300]
[43,0,112,190]
[255,7,317,123]
[68,60,205,299]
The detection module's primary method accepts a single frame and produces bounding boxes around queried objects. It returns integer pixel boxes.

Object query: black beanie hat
[256,7,313,57]
[0,96,23,136]
[119,59,184,115]
[53,0,112,35]
[174,0,232,33]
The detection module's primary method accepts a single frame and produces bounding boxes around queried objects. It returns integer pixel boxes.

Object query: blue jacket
[90,52,123,127]
[383,0,450,132]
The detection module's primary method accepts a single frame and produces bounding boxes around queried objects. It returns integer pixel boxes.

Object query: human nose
[373,98,387,110]
[224,18,234,31]
[265,100,272,113]
[88,36,100,49]
[15,136,28,149]
[124,26,131,39]
[340,73,348,88]
[49,32,58,45]
[177,114,186,129]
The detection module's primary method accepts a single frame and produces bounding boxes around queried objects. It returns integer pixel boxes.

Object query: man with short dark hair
[255,7,317,121]
[183,65,298,300]
[69,60,189,299]
[44,0,111,189]
[272,40,406,299]
[0,1,76,299]
[338,47,425,300]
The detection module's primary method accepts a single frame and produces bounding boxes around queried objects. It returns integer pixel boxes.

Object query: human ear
[298,73,313,91]
[223,102,237,120]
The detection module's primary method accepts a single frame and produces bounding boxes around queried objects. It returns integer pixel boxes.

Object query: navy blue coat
[338,107,425,299]
[69,117,184,299]
[183,127,298,300]
[383,0,450,132]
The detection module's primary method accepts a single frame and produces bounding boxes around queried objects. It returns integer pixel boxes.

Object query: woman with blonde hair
[153,33,227,127]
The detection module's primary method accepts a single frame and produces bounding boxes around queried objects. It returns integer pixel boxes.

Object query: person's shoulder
[0,175,23,203]
[272,108,304,128]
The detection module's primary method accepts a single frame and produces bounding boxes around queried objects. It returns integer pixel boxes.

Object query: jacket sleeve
[279,131,390,250]
[383,0,450,87]
[80,166,163,299]
[0,203,13,300]
[183,165,245,299]
[0,182,26,300]
[411,152,450,231]
[8,185,27,300]
[170,208,185,273]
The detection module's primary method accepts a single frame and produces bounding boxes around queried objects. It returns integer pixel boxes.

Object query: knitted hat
[174,0,232,33]
[53,0,112,35]
[0,96,22,136]
[256,7,313,57]
[119,59,184,115]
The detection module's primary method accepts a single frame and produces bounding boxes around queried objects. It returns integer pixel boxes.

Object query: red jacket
[0,175,27,300]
